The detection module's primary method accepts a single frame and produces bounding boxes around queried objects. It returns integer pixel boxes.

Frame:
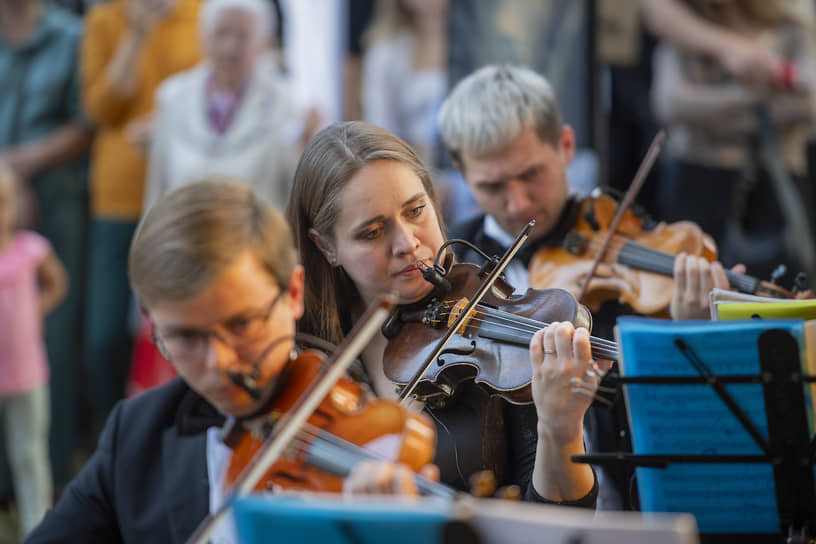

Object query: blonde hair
[438,65,563,165]
[130,178,298,310]
[286,121,444,345]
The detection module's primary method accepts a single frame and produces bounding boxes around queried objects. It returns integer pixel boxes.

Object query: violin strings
[290,436,365,473]
[417,303,619,359]
[580,235,686,277]
[555,233,678,275]
[615,244,675,273]
[432,305,620,354]
[431,301,619,351]
[581,232,640,258]
[546,232,630,266]
[285,425,376,476]
[284,421,455,498]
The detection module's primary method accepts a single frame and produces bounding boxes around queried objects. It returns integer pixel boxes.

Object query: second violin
[529,194,810,316]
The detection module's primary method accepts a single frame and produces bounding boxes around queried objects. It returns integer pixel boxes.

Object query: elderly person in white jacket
[145,0,299,212]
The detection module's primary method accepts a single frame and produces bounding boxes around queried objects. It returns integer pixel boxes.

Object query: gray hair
[438,65,563,162]
[199,0,275,48]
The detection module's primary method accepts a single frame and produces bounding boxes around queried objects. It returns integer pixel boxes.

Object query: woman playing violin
[27,180,429,543]
[287,121,608,506]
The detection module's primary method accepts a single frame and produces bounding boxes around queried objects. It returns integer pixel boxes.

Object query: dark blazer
[26,379,218,543]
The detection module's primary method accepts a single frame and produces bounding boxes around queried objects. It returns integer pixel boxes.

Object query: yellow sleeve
[81,7,134,128]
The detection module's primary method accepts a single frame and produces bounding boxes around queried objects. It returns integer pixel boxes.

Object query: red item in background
[127,315,177,397]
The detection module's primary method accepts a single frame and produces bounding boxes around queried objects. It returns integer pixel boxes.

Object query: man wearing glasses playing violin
[26,179,425,543]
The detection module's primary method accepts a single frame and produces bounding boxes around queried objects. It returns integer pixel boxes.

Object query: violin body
[226,350,436,493]
[529,194,809,315]
[529,195,713,315]
[382,263,594,405]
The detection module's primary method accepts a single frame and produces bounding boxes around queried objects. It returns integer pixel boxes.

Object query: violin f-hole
[437,341,477,366]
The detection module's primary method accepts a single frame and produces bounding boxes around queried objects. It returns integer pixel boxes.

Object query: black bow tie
[175,389,226,435]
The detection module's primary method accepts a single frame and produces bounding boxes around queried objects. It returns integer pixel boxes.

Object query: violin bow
[398,221,534,403]
[576,130,665,303]
[186,293,397,544]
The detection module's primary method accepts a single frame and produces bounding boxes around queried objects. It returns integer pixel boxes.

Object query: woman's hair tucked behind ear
[286,121,443,345]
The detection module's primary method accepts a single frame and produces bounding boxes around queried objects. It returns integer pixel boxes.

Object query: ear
[285,264,305,320]
[558,125,576,166]
[307,228,337,266]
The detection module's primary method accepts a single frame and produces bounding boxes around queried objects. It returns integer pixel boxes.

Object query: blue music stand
[233,495,463,544]
[233,493,699,544]
[578,317,816,543]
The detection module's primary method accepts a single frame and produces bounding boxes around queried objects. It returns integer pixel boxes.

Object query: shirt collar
[483,214,517,249]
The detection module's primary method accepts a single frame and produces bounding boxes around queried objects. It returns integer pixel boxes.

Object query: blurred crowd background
[1,0,816,540]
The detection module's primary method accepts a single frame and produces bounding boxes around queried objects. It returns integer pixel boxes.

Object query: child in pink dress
[0,163,67,536]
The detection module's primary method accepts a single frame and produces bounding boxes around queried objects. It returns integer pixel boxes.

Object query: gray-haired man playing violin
[439,64,736,324]
[438,64,744,511]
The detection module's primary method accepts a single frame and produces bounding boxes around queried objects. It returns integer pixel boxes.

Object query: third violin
[529,193,811,315]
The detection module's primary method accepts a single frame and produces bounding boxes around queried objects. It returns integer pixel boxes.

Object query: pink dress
[0,231,50,396]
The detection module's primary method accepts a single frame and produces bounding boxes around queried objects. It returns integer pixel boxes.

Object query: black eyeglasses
[153,288,287,364]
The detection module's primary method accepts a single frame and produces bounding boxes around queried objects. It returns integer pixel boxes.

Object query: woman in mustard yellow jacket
[81,0,202,426]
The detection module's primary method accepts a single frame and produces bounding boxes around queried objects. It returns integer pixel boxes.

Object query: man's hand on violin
[670,253,746,320]
[529,322,612,446]
[344,460,439,497]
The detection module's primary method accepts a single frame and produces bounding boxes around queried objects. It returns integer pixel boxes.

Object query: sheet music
[615,317,810,534]
[709,287,816,320]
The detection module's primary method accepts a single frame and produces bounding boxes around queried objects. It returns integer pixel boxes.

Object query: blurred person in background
[0,163,67,537]
[0,0,90,490]
[641,0,790,87]
[51,0,106,16]
[600,0,794,219]
[361,0,478,224]
[650,0,816,283]
[362,0,448,169]
[81,0,202,428]
[144,0,299,212]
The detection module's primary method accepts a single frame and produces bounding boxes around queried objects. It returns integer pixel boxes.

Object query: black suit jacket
[26,379,218,543]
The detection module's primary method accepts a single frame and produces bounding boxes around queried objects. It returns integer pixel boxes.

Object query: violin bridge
[446,297,473,335]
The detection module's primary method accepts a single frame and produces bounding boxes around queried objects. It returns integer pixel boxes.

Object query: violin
[528,194,812,316]
[223,348,450,497]
[187,295,454,544]
[381,260,619,405]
